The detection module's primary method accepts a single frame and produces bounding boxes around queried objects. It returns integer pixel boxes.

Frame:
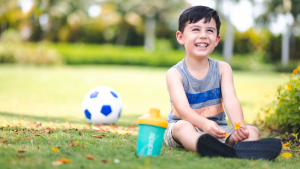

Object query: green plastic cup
[136,108,168,156]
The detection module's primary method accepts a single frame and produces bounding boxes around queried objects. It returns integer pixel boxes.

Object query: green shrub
[52,43,191,67]
[0,29,62,65]
[257,67,300,133]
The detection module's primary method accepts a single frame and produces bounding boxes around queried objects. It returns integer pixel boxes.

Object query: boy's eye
[192,28,199,31]
[208,29,214,32]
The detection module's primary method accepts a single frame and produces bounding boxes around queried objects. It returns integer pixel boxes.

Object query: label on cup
[147,132,156,155]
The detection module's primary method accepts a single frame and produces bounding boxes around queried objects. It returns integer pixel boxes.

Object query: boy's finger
[215,126,226,134]
[211,129,225,139]
[231,134,238,142]
[235,132,243,141]
[236,129,247,139]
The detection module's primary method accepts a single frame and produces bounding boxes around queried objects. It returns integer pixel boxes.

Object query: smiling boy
[163,6,282,160]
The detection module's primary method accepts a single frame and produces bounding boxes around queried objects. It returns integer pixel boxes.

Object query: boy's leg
[171,120,201,151]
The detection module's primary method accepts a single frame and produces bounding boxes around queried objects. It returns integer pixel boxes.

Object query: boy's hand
[202,120,226,139]
[231,126,249,142]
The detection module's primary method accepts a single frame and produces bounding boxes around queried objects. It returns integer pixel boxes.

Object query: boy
[163,6,282,160]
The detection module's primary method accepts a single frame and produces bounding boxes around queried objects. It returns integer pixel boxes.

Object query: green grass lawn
[0,64,298,169]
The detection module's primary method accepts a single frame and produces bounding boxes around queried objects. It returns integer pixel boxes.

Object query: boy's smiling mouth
[195,43,208,47]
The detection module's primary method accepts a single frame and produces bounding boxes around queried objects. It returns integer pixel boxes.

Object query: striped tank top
[167,58,227,126]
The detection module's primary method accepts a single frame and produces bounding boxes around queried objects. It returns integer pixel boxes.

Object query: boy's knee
[172,120,194,133]
[246,125,260,137]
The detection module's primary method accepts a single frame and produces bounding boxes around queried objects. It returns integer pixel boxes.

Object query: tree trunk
[144,17,156,52]
[282,26,290,67]
[116,21,128,46]
[223,20,234,62]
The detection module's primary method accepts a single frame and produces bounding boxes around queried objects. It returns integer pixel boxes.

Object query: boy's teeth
[196,44,207,47]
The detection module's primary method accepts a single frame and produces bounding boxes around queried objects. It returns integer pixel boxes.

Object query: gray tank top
[168,58,227,126]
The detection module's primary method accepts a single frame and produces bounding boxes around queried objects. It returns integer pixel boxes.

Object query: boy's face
[176,18,220,59]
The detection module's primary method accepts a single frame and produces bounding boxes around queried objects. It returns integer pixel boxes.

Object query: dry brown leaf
[168,147,173,150]
[35,134,40,136]
[0,140,7,143]
[102,159,109,163]
[25,138,32,140]
[0,136,3,138]
[38,146,40,150]
[16,154,25,158]
[12,139,19,141]
[52,161,63,166]
[86,155,96,161]
[82,145,86,149]
[79,132,82,136]
[69,136,73,138]
[90,135,102,139]
[18,150,27,153]
[64,130,70,133]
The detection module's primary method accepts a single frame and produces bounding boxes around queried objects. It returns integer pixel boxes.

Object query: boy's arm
[219,62,249,141]
[166,68,226,139]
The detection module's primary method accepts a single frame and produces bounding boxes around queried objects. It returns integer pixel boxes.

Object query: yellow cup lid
[137,108,168,128]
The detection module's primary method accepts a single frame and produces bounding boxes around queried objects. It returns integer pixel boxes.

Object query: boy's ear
[176,31,185,45]
[215,35,221,47]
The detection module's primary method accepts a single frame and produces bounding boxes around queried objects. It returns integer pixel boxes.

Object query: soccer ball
[82,86,122,124]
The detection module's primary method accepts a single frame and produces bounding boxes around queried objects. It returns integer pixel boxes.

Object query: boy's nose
[199,31,207,39]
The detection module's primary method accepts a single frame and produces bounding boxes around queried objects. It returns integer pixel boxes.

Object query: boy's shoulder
[218,61,232,76]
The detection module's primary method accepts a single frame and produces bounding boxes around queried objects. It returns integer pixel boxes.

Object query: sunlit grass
[0,64,287,125]
[0,65,298,169]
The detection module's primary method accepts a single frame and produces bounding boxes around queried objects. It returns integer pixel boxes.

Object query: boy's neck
[185,56,210,80]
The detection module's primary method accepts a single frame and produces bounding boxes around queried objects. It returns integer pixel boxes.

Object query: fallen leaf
[69,136,73,138]
[16,154,25,158]
[86,155,96,161]
[18,150,27,153]
[25,138,32,140]
[52,147,60,152]
[0,136,3,138]
[90,135,102,139]
[38,146,40,149]
[79,132,82,136]
[0,140,7,143]
[123,139,127,142]
[168,147,173,150]
[101,159,109,163]
[64,130,70,133]
[92,127,101,131]
[12,139,19,141]
[58,158,71,163]
[52,161,63,166]
[65,150,72,155]
[35,134,40,136]
[114,159,120,163]
[82,145,86,149]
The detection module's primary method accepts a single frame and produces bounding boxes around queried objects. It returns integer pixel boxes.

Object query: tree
[254,0,300,67]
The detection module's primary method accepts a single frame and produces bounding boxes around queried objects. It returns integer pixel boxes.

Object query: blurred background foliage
[0,0,300,71]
